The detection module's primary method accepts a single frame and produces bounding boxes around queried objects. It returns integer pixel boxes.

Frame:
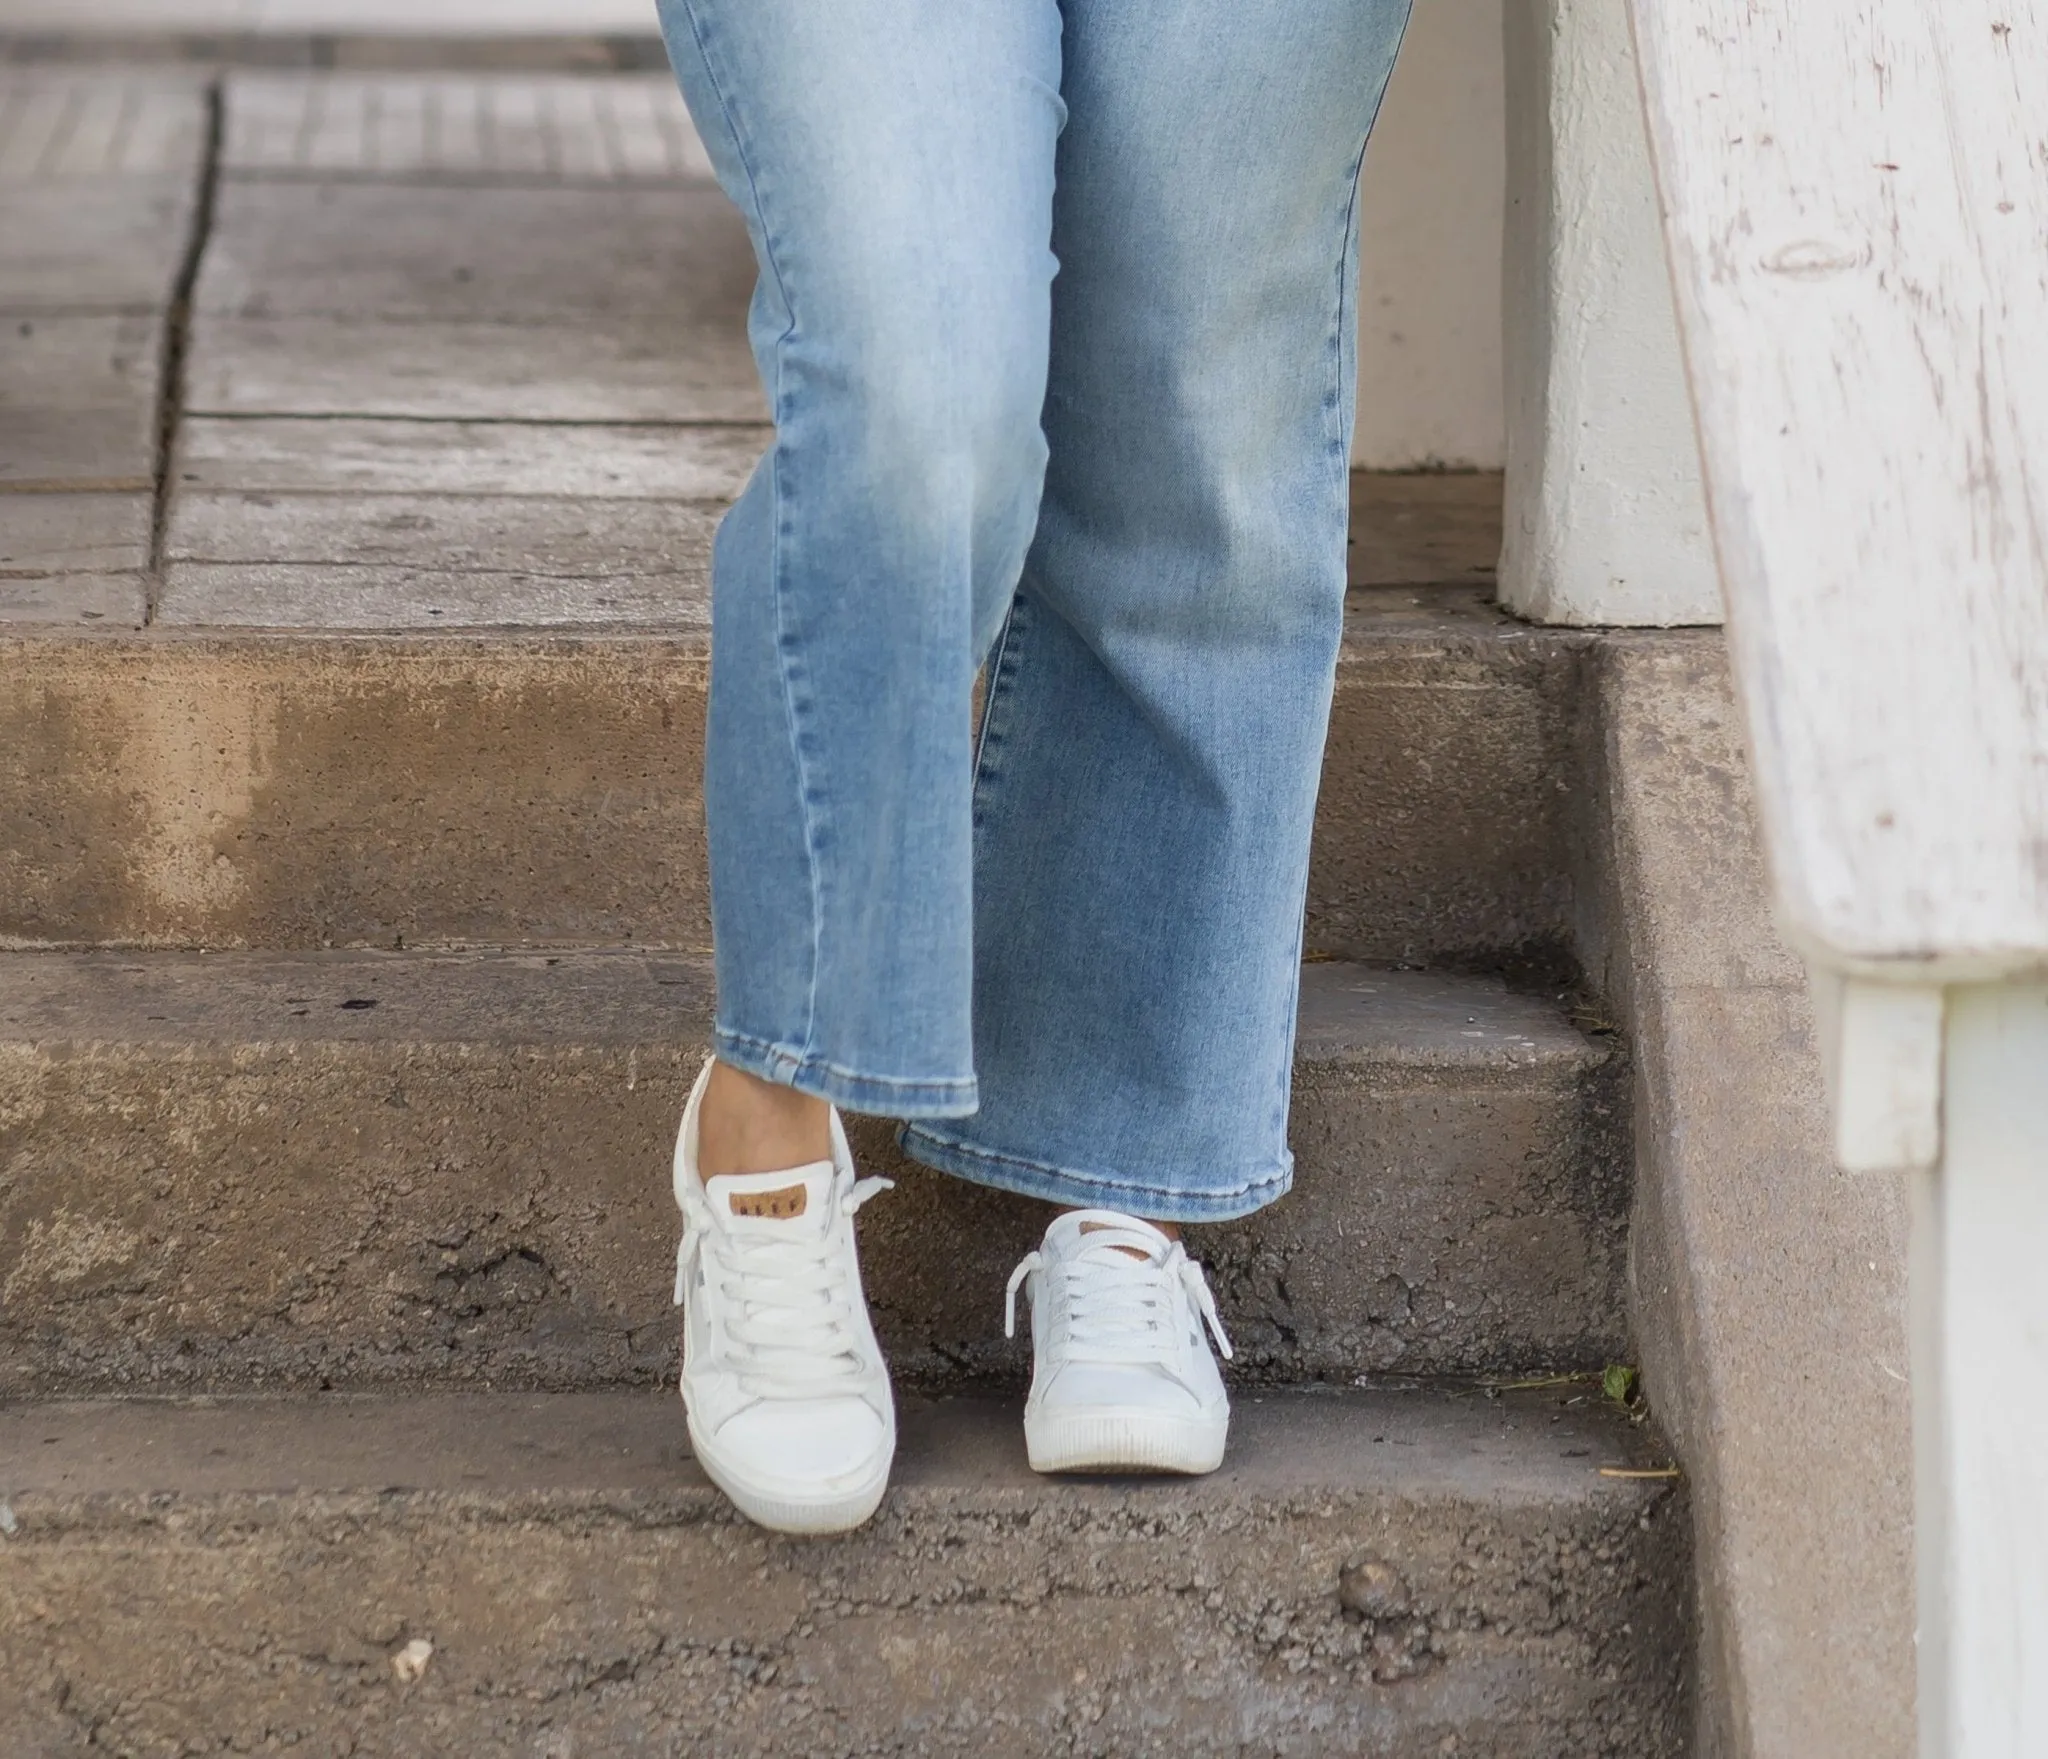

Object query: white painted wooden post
[1627,4,2048,1754]
[1913,984,2048,1757]
[1498,0,1719,626]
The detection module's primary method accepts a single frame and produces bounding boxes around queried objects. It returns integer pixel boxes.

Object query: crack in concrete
[145,75,221,624]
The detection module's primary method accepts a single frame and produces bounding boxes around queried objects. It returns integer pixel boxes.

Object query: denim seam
[1263,63,1387,1148]
[1327,2,1408,453]
[1324,139,1370,452]
[672,3,797,333]
[674,0,827,1064]
[969,585,1031,840]
[900,1123,1292,1207]
[716,1025,978,1101]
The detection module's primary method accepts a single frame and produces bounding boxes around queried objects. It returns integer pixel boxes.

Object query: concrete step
[0,72,213,626]
[0,589,1583,972]
[0,1387,1691,1756]
[1,64,1576,973]
[0,952,1628,1394]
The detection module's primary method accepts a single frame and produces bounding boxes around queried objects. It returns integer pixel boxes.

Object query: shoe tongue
[705,1162,836,1235]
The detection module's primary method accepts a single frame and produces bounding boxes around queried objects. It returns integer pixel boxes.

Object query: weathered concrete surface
[0,954,1622,1391]
[0,73,208,182]
[186,310,768,423]
[1576,636,1912,1759]
[0,180,203,314]
[0,595,1581,968]
[0,632,714,950]
[0,1388,1691,1757]
[0,569,143,624]
[221,71,714,183]
[0,35,672,75]
[0,493,149,624]
[0,75,211,623]
[1307,589,1586,973]
[174,414,768,500]
[162,418,764,624]
[0,310,166,490]
[1348,468,1502,590]
[186,181,764,422]
[197,183,753,323]
[162,492,720,626]
[0,490,148,574]
[1207,963,1629,1379]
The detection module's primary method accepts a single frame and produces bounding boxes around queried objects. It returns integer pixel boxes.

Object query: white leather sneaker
[1005,1209,1233,1475]
[671,1061,895,1533]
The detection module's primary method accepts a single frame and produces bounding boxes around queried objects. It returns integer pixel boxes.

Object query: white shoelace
[1005,1222,1233,1366]
[675,1176,891,1399]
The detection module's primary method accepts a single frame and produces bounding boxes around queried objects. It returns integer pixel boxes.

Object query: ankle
[698,1060,833,1180]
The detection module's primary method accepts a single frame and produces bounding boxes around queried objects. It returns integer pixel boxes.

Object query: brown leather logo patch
[728,1184,808,1220]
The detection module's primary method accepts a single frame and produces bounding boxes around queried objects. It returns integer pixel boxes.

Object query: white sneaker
[671,1061,896,1533]
[1005,1209,1233,1475]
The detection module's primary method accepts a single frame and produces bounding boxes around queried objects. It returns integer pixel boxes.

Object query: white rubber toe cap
[699,1396,891,1494]
[1038,1359,1213,1420]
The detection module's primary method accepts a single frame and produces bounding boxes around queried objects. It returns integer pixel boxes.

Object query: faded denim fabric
[657,0,1412,1221]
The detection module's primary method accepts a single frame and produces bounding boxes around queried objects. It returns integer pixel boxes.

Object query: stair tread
[0,952,1625,1389]
[0,1385,1662,1506]
[0,1385,1688,1756]
[1,580,1533,640]
[0,948,1598,1071]
[1297,963,1595,1069]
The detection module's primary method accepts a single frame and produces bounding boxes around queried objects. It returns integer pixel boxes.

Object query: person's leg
[657,0,1065,1152]
[653,0,1063,1531]
[909,0,1410,1480]
[901,0,1412,1224]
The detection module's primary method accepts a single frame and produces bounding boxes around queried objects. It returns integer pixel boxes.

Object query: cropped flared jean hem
[899,1124,1294,1225]
[714,1025,981,1120]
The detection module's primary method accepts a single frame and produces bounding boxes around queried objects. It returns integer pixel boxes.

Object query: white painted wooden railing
[1510,2,2048,1754]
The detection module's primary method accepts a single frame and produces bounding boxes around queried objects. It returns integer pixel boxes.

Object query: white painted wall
[1353,1,1507,469]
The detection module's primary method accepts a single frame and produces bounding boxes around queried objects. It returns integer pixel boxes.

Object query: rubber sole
[686,1411,894,1535]
[1023,1405,1230,1476]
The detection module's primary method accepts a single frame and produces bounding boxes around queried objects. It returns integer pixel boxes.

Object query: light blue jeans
[657,0,1411,1222]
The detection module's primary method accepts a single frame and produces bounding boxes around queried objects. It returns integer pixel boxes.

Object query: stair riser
[0,631,1581,970]
[0,1042,1625,1393]
[0,1446,1687,1756]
